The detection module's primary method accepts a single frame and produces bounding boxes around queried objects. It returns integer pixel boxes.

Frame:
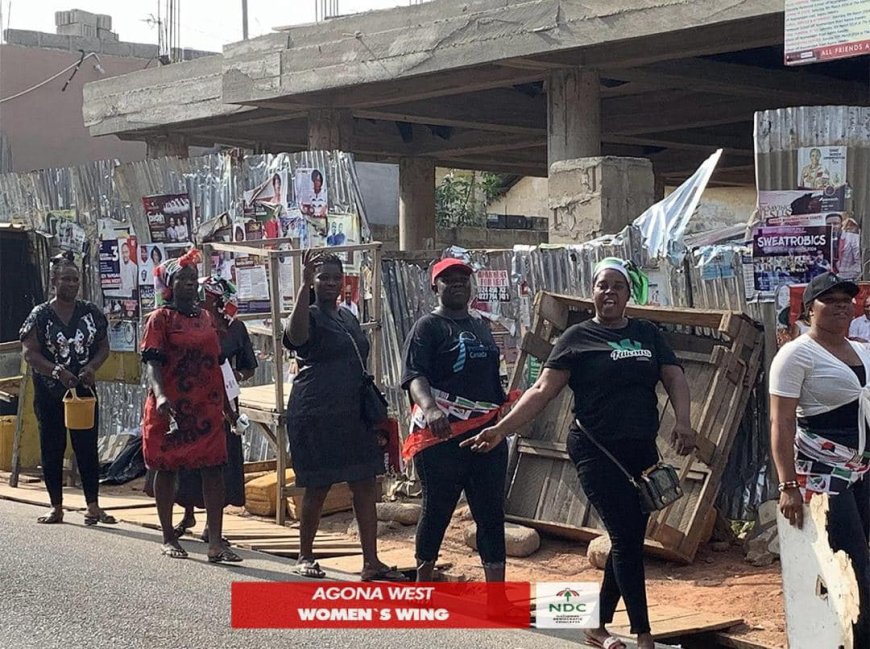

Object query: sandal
[37,510,64,524]
[173,518,196,539]
[294,558,326,579]
[161,543,189,559]
[585,634,626,649]
[84,511,118,526]
[361,565,409,583]
[208,548,243,563]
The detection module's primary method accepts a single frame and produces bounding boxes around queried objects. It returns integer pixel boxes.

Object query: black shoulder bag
[574,418,683,513]
[334,314,389,426]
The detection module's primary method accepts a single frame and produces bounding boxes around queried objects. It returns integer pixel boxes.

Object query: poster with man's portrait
[138,244,165,286]
[102,236,138,299]
[797,146,846,190]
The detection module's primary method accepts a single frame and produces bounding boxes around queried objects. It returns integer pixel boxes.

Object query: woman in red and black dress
[141,249,241,563]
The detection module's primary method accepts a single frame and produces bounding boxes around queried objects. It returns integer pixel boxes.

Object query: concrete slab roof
[82,0,869,185]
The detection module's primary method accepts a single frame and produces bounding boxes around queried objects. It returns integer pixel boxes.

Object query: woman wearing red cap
[401,257,512,583]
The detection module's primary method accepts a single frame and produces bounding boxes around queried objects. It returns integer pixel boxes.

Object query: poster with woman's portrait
[244,172,288,238]
[295,168,329,241]
[797,146,846,190]
[139,244,165,286]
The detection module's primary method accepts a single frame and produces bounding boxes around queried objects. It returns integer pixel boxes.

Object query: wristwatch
[51,364,63,381]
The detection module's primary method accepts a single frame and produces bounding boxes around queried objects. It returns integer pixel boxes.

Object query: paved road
[0,498,610,649]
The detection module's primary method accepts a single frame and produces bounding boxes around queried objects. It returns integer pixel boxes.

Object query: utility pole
[241,0,248,40]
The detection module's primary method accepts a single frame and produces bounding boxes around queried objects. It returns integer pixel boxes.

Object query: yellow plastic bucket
[63,388,96,430]
[0,416,15,471]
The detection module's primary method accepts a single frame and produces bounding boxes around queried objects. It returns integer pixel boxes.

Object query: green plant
[435,171,503,228]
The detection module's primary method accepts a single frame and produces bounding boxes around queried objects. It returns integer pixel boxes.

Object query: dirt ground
[316,505,786,649]
[101,478,784,648]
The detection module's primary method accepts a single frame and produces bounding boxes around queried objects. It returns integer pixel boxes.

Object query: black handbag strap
[573,397,672,489]
[330,310,368,377]
[573,418,641,489]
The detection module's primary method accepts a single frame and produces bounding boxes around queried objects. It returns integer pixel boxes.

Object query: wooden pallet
[505,293,764,564]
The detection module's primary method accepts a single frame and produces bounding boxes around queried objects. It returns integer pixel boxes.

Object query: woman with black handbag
[283,251,405,582]
[464,258,695,649]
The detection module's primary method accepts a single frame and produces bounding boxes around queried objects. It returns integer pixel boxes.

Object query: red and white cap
[431,258,473,286]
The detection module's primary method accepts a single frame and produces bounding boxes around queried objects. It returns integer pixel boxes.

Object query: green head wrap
[593,257,650,305]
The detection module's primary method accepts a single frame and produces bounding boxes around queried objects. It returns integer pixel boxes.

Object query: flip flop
[208,548,243,563]
[173,519,196,539]
[585,634,626,649]
[161,543,188,559]
[361,566,409,582]
[84,511,118,526]
[294,559,326,579]
[37,510,64,524]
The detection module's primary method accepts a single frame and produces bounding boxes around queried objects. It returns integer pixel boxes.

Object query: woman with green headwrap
[462,257,695,649]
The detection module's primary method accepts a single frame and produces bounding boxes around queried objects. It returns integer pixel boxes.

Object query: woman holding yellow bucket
[19,251,115,526]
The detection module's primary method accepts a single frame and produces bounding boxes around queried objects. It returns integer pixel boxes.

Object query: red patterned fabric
[141,307,226,471]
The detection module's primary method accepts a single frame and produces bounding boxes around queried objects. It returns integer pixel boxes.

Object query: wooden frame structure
[505,292,764,563]
[202,239,384,525]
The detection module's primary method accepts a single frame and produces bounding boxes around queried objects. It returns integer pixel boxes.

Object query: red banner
[232,582,531,629]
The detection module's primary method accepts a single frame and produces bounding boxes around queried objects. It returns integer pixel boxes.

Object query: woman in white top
[769,272,870,649]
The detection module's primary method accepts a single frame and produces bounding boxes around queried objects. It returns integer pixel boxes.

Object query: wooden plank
[239,384,292,413]
[714,632,776,649]
[610,604,743,639]
[520,330,554,362]
[0,483,154,511]
[537,293,569,330]
[317,548,422,575]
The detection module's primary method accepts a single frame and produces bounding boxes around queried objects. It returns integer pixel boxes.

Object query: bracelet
[777,480,800,493]
[51,364,63,380]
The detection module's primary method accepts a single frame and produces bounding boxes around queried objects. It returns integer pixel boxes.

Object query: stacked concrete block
[54,9,115,41]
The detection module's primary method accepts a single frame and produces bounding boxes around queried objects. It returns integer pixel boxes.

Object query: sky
[1,0,416,52]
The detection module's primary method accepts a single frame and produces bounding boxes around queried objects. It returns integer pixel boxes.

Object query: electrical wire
[0,52,97,104]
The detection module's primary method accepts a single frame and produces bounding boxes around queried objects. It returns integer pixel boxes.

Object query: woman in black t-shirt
[19,252,115,526]
[401,258,509,583]
[463,258,695,649]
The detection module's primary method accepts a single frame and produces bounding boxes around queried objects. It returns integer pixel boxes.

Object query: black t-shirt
[401,313,505,405]
[544,318,680,441]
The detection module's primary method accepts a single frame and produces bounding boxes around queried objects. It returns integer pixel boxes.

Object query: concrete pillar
[654,174,667,202]
[546,67,601,168]
[307,109,353,150]
[548,157,655,244]
[145,134,189,159]
[398,157,436,251]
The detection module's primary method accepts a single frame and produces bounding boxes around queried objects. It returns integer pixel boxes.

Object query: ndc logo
[534,582,599,629]
[608,339,652,361]
[548,588,588,614]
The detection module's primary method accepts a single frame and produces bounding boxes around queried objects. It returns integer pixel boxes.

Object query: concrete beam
[221,0,783,105]
[307,109,353,150]
[83,55,251,137]
[606,59,870,105]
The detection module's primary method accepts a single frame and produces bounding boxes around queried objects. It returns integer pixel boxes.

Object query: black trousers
[828,476,870,649]
[414,429,508,565]
[569,433,658,635]
[33,387,100,506]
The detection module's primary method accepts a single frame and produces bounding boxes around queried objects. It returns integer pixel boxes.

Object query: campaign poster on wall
[757,189,846,221]
[55,215,87,254]
[752,225,832,292]
[100,236,138,298]
[138,243,165,286]
[797,146,847,190]
[295,167,329,242]
[244,171,288,239]
[142,193,192,244]
[107,320,138,353]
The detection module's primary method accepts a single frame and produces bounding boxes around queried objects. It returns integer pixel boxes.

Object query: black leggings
[569,433,658,635]
[828,476,870,649]
[414,430,508,565]
[34,388,100,506]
